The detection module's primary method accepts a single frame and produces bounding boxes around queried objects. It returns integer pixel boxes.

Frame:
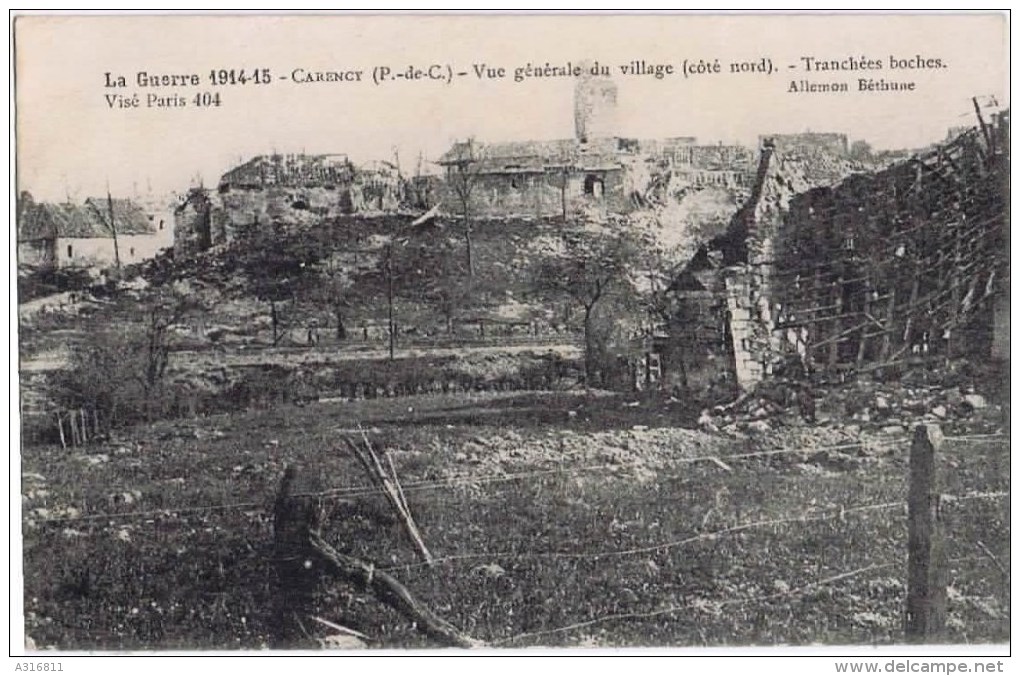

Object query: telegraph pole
[107,187,121,269]
[387,244,396,361]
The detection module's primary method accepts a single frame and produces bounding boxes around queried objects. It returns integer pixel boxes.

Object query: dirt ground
[20,389,1009,650]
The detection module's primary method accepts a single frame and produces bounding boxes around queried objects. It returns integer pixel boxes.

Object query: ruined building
[174,153,403,256]
[437,74,759,219]
[667,111,1009,395]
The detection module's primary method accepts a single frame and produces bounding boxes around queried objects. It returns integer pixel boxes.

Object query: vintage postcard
[11,11,1010,663]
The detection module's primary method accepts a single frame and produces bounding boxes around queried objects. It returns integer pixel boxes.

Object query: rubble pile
[400,425,736,486]
[814,380,1003,436]
[698,367,1007,438]
[696,378,816,435]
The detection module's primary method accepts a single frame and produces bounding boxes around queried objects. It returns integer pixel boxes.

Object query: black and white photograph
[10,11,1011,665]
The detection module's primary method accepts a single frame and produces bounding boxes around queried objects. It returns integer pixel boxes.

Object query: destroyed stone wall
[762,132,848,158]
[669,129,926,393]
[444,167,630,219]
[173,189,212,257]
[174,154,404,256]
[767,114,1009,377]
[724,269,769,390]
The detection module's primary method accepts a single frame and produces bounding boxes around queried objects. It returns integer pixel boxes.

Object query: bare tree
[240,226,321,345]
[52,285,203,430]
[447,140,480,277]
[140,289,194,394]
[531,226,648,386]
[309,254,356,342]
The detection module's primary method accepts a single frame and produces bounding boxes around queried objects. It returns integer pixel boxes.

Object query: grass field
[21,391,1010,649]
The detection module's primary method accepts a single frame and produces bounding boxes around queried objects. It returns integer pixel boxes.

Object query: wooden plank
[775,292,894,324]
[828,274,844,368]
[905,424,948,643]
[808,317,880,351]
[879,288,899,362]
[856,274,872,366]
[901,272,922,348]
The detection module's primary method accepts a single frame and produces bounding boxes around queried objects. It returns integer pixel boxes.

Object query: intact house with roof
[17,192,168,270]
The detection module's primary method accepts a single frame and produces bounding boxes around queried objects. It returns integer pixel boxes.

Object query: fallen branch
[310,615,371,640]
[309,532,485,649]
[975,540,1008,579]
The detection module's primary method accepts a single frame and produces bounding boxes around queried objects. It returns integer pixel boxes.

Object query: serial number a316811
[15,664,63,672]
[208,68,272,85]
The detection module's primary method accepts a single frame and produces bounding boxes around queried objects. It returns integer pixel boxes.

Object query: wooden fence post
[56,412,67,450]
[79,408,88,445]
[905,424,947,642]
[69,411,79,447]
[272,465,319,647]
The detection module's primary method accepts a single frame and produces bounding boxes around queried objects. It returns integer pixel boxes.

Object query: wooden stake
[343,434,434,564]
[69,411,79,447]
[56,413,67,450]
[905,424,948,642]
[386,451,411,513]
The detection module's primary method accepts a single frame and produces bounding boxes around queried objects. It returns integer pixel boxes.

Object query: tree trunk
[583,305,595,388]
[465,222,474,278]
[335,308,347,341]
[270,300,279,345]
[560,171,568,223]
[387,251,395,360]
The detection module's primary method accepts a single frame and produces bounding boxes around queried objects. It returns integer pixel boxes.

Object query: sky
[14,12,1009,202]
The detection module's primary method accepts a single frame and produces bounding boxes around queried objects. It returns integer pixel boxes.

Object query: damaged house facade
[174,153,403,256]
[437,75,758,219]
[667,110,1010,396]
[17,193,166,269]
[432,72,888,393]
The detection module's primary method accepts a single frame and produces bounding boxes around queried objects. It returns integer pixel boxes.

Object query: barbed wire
[25,498,264,524]
[378,491,1008,573]
[31,437,881,524]
[494,554,992,646]
[24,432,1007,525]
[306,437,912,501]
[495,561,899,646]
[942,433,1009,443]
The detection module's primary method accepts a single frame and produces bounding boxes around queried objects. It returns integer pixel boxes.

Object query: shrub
[48,290,198,433]
[49,328,154,432]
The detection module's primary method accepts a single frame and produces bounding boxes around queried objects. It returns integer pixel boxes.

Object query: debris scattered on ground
[318,634,367,650]
[696,365,1005,439]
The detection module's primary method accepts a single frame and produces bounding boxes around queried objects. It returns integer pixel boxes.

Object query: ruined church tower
[574,71,618,143]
